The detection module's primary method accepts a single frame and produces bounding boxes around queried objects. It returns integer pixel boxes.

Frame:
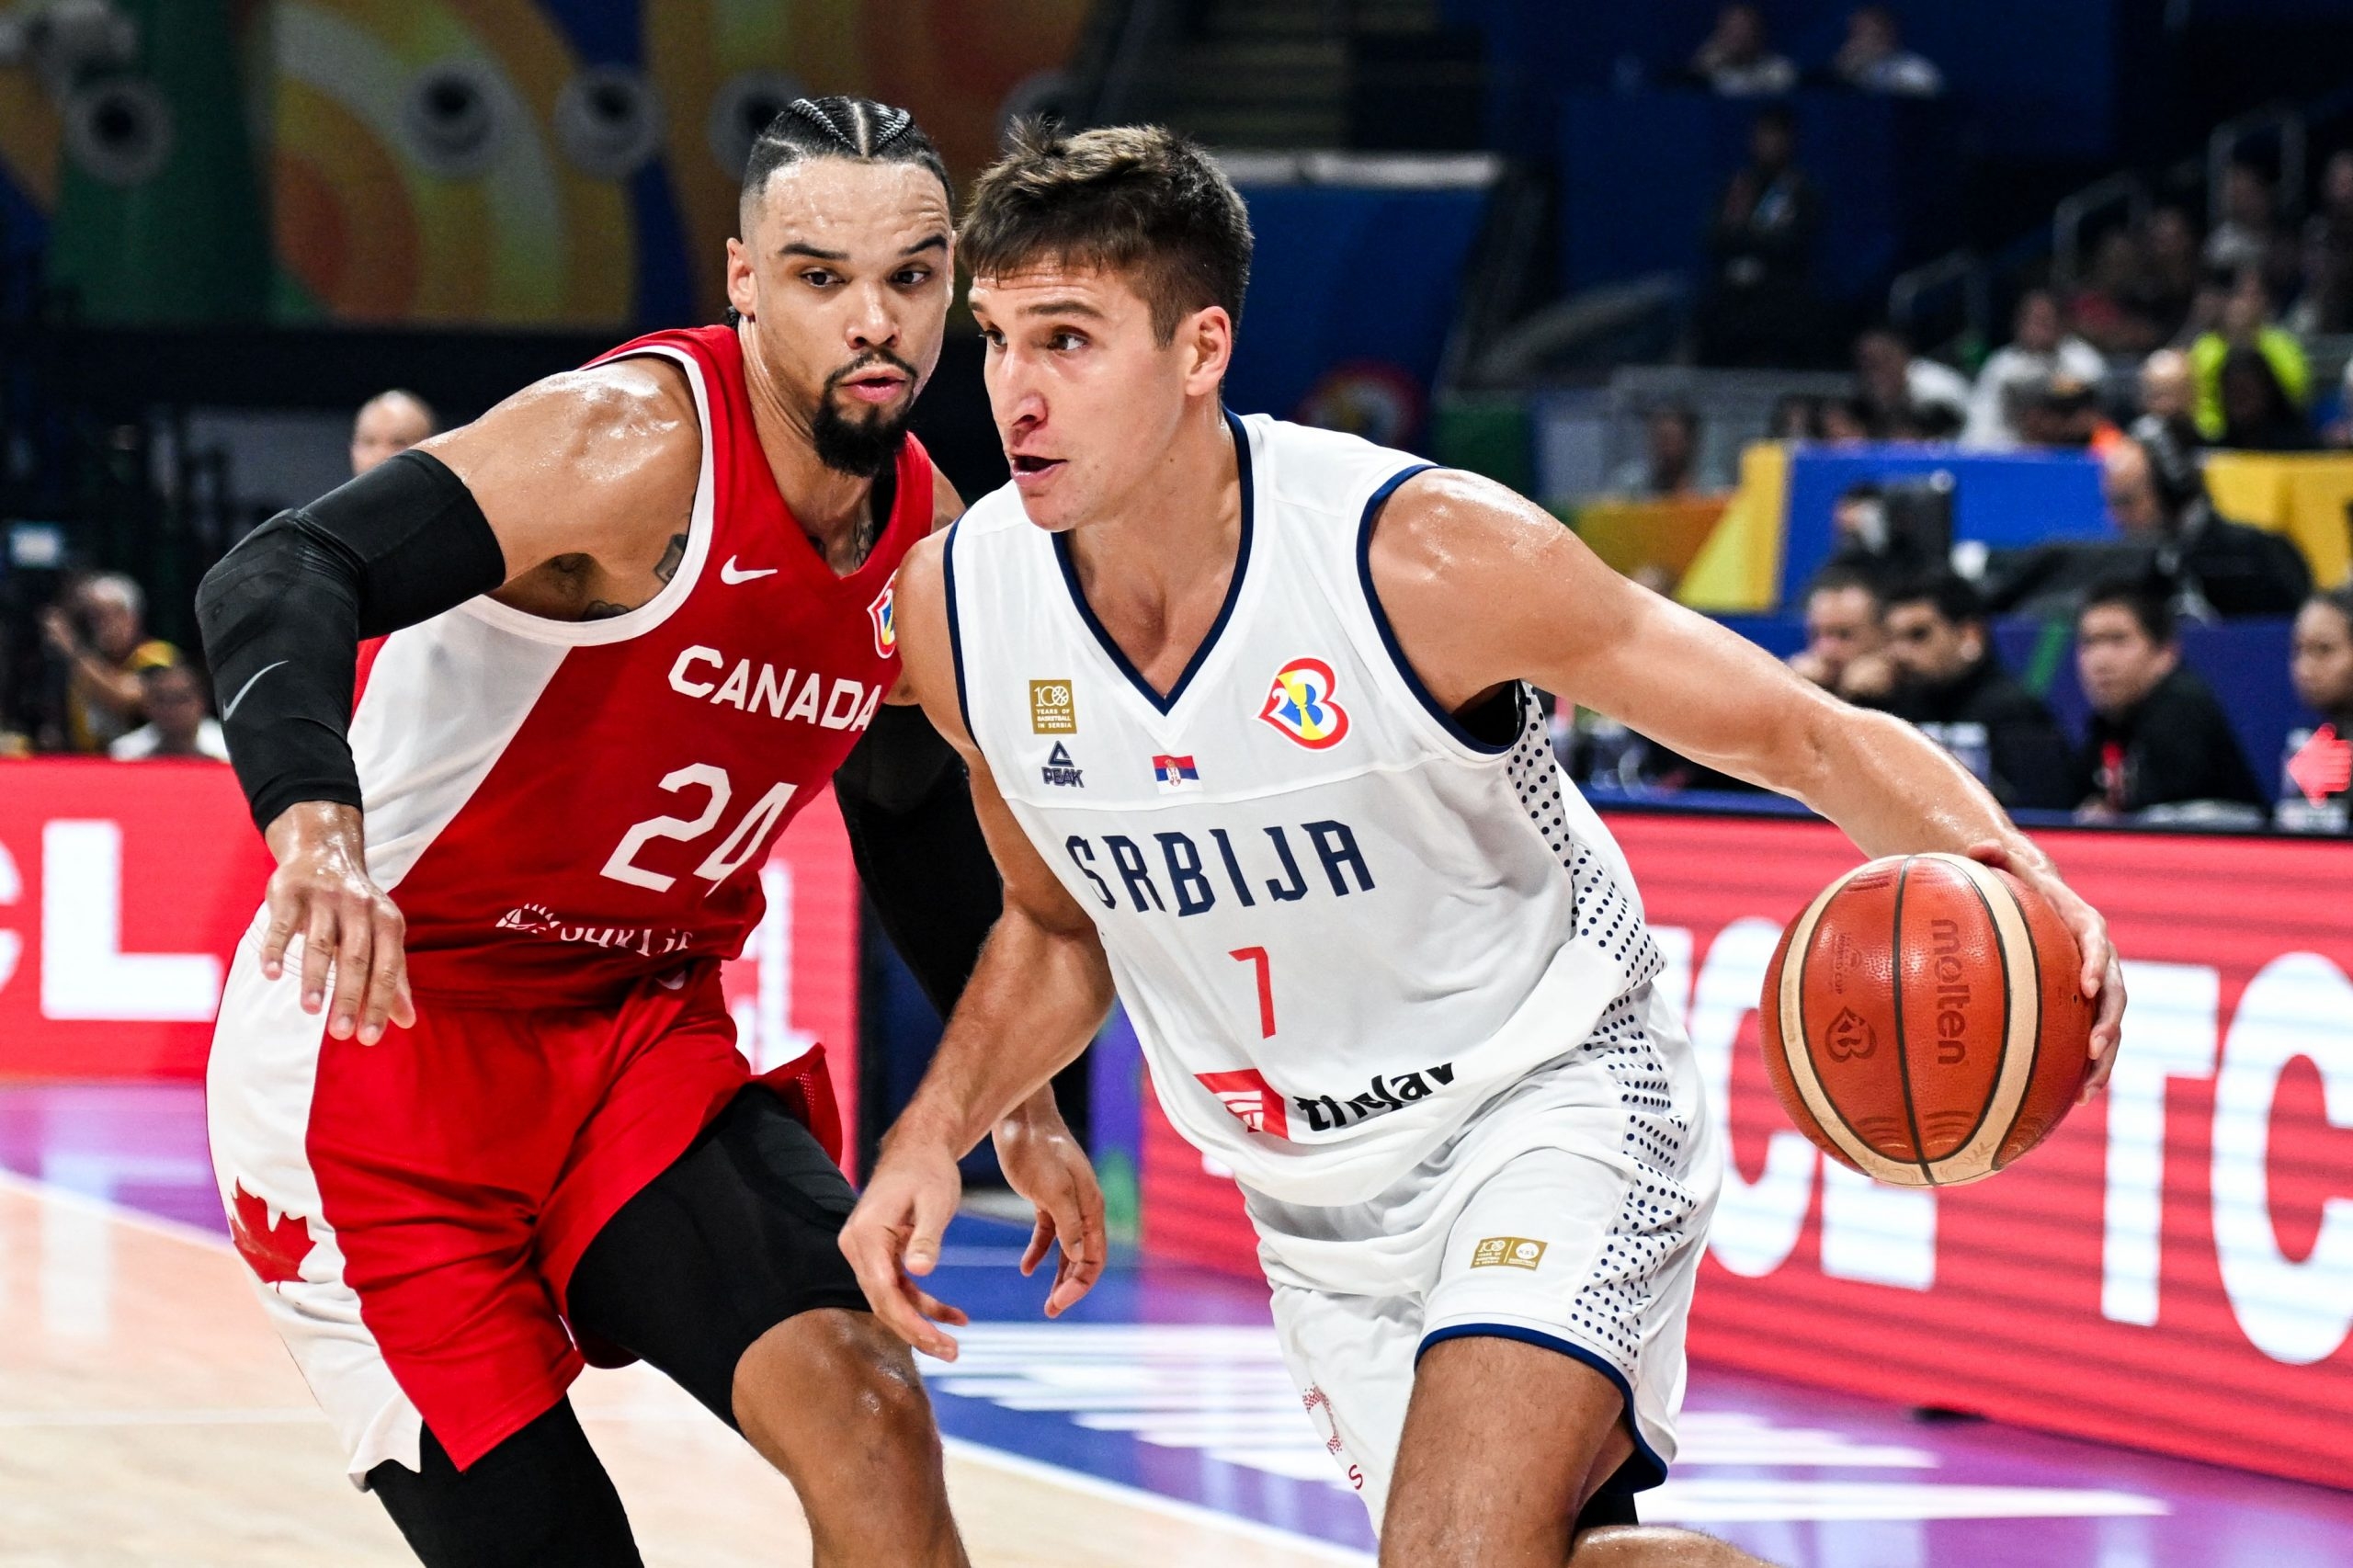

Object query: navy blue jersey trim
[941,517,972,736]
[1416,1323,1669,1492]
[1355,464,1515,756]
[1051,408,1256,716]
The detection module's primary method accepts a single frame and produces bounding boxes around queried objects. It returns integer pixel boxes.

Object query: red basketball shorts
[205,910,829,1481]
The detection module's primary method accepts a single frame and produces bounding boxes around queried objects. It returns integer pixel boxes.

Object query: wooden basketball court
[0,1171,1358,1567]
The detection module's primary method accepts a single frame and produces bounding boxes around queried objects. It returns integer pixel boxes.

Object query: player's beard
[811,351,918,478]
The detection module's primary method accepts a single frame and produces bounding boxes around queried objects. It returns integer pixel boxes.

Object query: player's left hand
[839,1138,972,1361]
[1967,839,2126,1102]
[994,1097,1107,1320]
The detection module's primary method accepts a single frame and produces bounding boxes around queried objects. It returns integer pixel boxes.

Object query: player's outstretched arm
[839,532,1117,1358]
[197,361,701,1047]
[1365,471,2123,1090]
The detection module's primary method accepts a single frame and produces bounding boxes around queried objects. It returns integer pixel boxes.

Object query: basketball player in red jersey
[197,99,1098,1566]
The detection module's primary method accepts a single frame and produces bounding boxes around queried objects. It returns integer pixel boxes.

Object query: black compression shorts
[366,1085,868,1565]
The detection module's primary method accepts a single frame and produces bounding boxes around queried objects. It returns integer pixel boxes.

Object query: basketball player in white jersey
[841,124,2127,1563]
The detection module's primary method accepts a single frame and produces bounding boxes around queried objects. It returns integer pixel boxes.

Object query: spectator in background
[2075,576,2265,819]
[38,573,177,754]
[2138,205,2205,341]
[1769,392,1823,439]
[2017,373,2122,450]
[1689,4,1797,97]
[2216,345,2316,450]
[1818,395,1875,442]
[2325,358,2353,449]
[2130,347,2200,452]
[2279,584,2353,832]
[2290,150,2353,335]
[349,388,437,476]
[2102,437,2311,616]
[1830,6,1943,97]
[1963,290,2106,449]
[1788,563,1895,701]
[1854,324,1969,437]
[1610,400,1716,496]
[2203,162,2301,306]
[2066,230,2165,358]
[1824,479,1938,590]
[108,662,229,762]
[1699,106,1823,367]
[2188,271,2308,441]
[1881,572,2080,809]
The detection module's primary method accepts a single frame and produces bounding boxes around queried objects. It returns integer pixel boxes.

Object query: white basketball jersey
[946,413,1666,1205]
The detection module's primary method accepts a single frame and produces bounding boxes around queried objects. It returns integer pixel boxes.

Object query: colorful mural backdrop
[0,0,1086,327]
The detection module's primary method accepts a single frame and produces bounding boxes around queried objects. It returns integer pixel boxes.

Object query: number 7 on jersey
[1229,946,1276,1038]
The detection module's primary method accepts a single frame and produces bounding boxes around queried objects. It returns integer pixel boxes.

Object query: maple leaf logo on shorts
[230,1182,316,1289]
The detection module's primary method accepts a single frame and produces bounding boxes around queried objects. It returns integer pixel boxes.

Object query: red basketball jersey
[347,324,928,1004]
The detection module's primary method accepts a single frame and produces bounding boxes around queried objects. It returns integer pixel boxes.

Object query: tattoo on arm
[654,531,688,585]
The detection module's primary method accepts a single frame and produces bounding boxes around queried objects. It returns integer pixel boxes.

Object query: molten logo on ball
[1824,1006,1877,1061]
[1930,916,1972,1064]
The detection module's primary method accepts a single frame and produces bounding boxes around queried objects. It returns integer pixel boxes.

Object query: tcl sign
[1141,812,2353,1491]
[0,762,860,1144]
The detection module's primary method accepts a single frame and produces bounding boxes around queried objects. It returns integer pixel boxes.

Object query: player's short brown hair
[960,122,1253,345]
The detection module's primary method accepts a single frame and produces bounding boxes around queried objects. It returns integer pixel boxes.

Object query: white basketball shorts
[1242,983,1722,1528]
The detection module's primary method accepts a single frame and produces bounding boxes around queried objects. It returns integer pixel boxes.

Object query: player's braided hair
[737,95,951,233]
[729,97,950,327]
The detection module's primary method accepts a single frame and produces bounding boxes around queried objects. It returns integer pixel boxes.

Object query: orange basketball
[1758,851,2096,1187]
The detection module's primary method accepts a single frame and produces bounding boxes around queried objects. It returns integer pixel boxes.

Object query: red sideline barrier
[0,760,860,1167]
[1142,810,2353,1491]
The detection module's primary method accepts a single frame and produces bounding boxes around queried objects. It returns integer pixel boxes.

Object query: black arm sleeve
[196,450,506,833]
[833,701,1004,1017]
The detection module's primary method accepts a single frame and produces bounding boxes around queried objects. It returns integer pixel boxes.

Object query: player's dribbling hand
[993,1098,1108,1320]
[840,1138,972,1361]
[1966,839,2126,1102]
[261,801,416,1047]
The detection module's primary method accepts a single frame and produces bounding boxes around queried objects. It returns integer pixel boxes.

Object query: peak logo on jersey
[868,574,897,659]
[1472,1236,1548,1271]
[1196,1068,1289,1138]
[1031,679,1077,734]
[1258,658,1348,749]
[1042,742,1085,789]
[1153,754,1201,791]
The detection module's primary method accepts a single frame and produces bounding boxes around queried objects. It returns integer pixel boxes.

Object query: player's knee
[735,1308,937,1453]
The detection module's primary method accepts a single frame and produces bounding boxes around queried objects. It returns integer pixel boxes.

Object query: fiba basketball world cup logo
[1824,1006,1878,1061]
[1257,657,1349,749]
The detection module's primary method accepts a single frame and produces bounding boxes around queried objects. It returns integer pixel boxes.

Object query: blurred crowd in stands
[1586,7,2353,832]
[0,390,435,762]
[1570,571,2353,834]
[1685,4,1945,101]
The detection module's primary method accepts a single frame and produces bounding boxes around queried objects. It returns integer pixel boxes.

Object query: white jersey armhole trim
[456,343,717,647]
[941,516,972,734]
[1351,461,1520,761]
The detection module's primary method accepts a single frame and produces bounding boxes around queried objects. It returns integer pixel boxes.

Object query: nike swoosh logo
[719,557,779,585]
[222,660,288,722]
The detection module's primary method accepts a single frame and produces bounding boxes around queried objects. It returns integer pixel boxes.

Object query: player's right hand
[839,1138,972,1361]
[261,801,415,1047]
